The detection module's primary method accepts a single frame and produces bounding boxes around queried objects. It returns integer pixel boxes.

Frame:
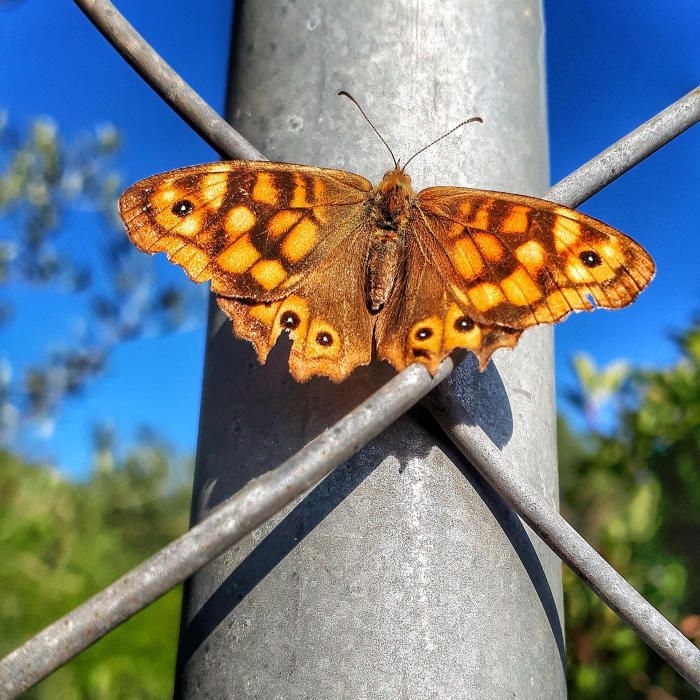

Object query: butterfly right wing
[416,187,655,330]
[376,186,653,374]
[118,160,372,301]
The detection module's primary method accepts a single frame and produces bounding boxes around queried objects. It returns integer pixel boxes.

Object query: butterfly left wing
[416,187,655,330]
[217,224,375,383]
[118,160,372,300]
[119,160,378,382]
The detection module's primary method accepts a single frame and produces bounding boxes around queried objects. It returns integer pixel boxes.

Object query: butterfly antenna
[401,116,483,171]
[338,90,398,168]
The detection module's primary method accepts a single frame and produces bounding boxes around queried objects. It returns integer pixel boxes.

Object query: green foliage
[565,353,631,431]
[0,437,191,699]
[562,320,700,699]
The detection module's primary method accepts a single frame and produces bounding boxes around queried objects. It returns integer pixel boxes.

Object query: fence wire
[0,0,698,697]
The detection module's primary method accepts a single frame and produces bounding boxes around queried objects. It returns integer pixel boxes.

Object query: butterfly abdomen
[365,230,402,312]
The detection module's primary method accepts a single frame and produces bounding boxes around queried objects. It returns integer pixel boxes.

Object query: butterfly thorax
[365,167,416,312]
[376,167,415,225]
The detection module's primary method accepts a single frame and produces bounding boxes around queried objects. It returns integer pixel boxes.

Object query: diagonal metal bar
[0,0,695,696]
[548,86,700,207]
[424,386,700,691]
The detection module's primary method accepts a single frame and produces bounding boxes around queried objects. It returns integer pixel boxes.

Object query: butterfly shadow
[437,350,514,449]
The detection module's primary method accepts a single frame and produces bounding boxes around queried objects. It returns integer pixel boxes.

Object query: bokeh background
[1,1,698,698]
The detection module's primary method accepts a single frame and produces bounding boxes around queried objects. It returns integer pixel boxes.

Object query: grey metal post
[175,1,563,697]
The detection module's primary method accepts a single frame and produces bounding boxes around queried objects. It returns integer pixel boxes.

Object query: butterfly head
[378,165,414,196]
[375,165,415,226]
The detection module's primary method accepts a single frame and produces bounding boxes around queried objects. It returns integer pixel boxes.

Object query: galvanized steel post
[175,1,564,697]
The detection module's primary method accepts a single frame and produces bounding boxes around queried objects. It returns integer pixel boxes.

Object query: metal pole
[175,1,562,697]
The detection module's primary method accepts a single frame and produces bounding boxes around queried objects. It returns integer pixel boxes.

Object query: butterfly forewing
[416,187,655,330]
[118,161,372,300]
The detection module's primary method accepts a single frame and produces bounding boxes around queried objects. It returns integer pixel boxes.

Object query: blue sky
[1,1,698,477]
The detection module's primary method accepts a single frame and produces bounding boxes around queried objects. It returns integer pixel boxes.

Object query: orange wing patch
[281,218,318,263]
[224,206,256,237]
[250,259,288,290]
[499,205,531,234]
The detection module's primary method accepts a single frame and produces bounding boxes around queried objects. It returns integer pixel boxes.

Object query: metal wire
[548,87,700,208]
[0,0,697,696]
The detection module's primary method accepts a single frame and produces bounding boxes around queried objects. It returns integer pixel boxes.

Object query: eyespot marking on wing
[306,319,341,358]
[443,305,481,352]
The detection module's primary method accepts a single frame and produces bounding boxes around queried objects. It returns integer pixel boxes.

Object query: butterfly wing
[119,161,375,382]
[118,160,372,300]
[376,187,655,374]
[217,225,375,383]
[375,222,523,373]
[416,187,655,329]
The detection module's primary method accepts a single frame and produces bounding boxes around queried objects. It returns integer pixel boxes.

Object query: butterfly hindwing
[217,225,375,382]
[118,161,372,300]
[375,224,523,373]
[416,187,655,330]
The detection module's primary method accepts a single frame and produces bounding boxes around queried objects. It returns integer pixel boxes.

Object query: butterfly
[118,99,654,383]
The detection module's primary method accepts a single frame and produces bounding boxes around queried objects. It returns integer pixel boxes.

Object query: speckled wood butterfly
[119,98,654,382]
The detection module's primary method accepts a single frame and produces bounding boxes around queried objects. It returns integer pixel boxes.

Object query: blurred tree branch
[0,113,202,445]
